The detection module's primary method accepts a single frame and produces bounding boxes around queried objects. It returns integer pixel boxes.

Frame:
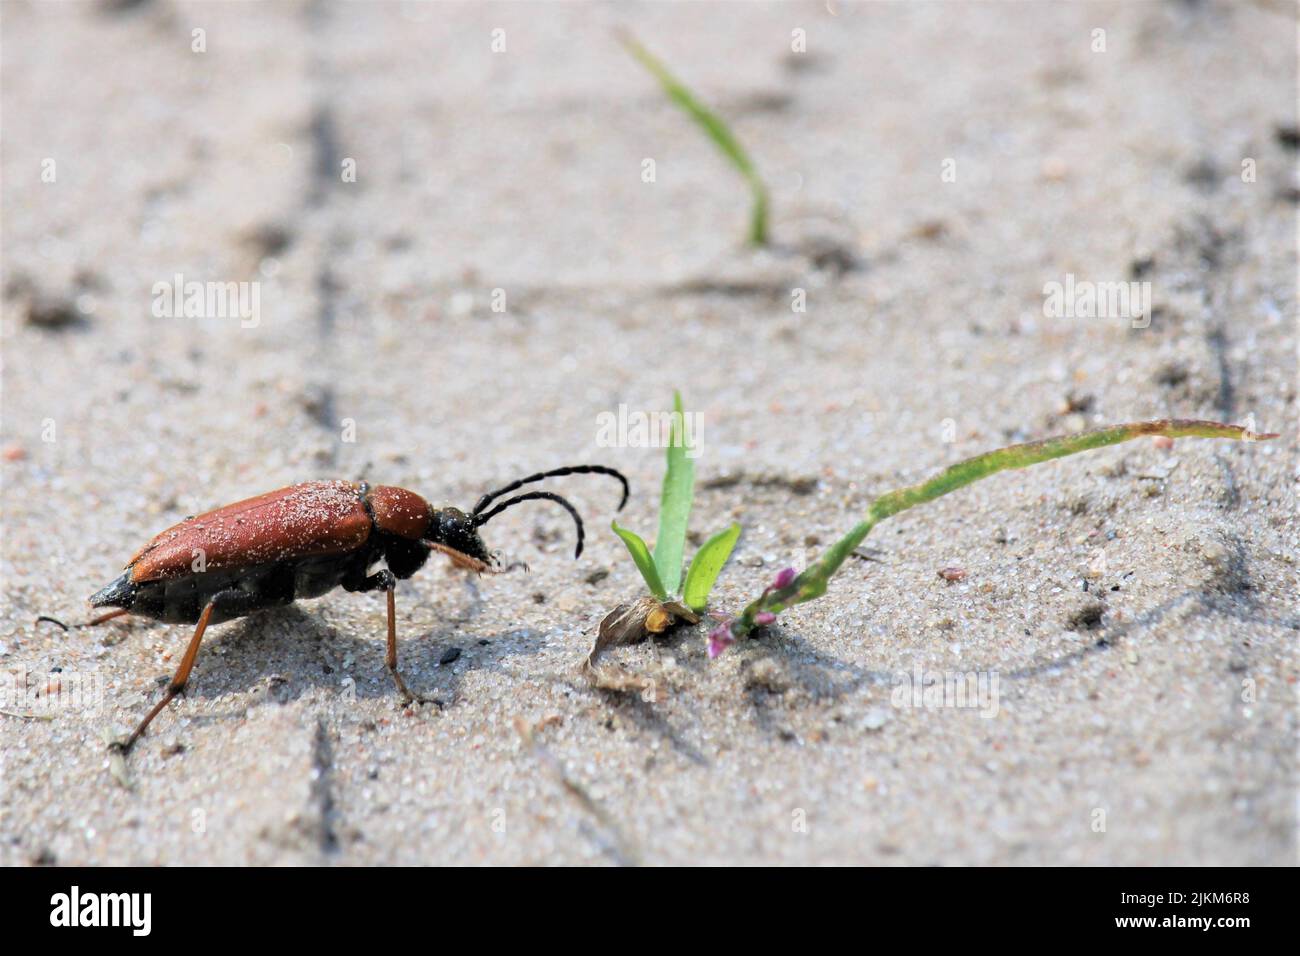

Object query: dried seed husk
[645,604,673,633]
[587,596,700,666]
[588,596,657,665]
[661,600,701,625]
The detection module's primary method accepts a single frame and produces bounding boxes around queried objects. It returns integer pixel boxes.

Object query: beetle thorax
[365,486,434,540]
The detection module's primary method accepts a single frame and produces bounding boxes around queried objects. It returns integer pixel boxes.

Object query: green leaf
[612,521,668,602]
[652,391,694,595]
[683,523,741,613]
[619,32,770,245]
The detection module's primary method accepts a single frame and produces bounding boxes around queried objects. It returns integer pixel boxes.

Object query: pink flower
[754,611,777,626]
[772,567,797,590]
[707,622,736,659]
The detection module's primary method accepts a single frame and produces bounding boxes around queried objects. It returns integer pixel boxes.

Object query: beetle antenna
[473,491,587,558]
[471,465,629,519]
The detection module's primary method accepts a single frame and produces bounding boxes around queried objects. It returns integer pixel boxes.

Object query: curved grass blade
[612,521,669,602]
[617,30,770,245]
[652,390,694,595]
[683,522,742,613]
[717,419,1278,651]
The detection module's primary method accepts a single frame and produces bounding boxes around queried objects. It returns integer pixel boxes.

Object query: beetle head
[426,507,494,569]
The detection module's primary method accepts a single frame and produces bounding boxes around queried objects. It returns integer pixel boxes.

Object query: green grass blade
[683,523,741,613]
[652,391,694,595]
[612,521,669,602]
[618,31,770,245]
[721,419,1277,647]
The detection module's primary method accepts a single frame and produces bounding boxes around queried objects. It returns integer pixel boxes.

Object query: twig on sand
[0,709,55,721]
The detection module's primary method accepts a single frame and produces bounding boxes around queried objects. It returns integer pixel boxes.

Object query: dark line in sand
[303,1,345,467]
[311,717,341,855]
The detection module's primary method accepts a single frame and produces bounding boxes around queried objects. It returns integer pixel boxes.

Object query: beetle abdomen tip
[89,571,137,609]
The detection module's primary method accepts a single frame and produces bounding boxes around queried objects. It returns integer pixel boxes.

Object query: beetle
[64,465,628,753]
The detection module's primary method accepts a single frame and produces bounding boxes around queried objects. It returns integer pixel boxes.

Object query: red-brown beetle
[68,465,628,752]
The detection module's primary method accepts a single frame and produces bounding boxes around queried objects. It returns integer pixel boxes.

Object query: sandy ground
[1,0,1296,866]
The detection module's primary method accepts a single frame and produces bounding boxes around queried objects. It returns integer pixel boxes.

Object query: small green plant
[590,392,740,662]
[708,419,1278,657]
[617,30,770,246]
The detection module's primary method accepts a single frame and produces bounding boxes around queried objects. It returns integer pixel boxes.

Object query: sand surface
[1,0,1296,865]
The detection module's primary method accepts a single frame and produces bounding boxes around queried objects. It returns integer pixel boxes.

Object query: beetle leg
[36,609,128,631]
[114,600,216,753]
[382,578,444,710]
[343,569,444,709]
[86,608,130,626]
